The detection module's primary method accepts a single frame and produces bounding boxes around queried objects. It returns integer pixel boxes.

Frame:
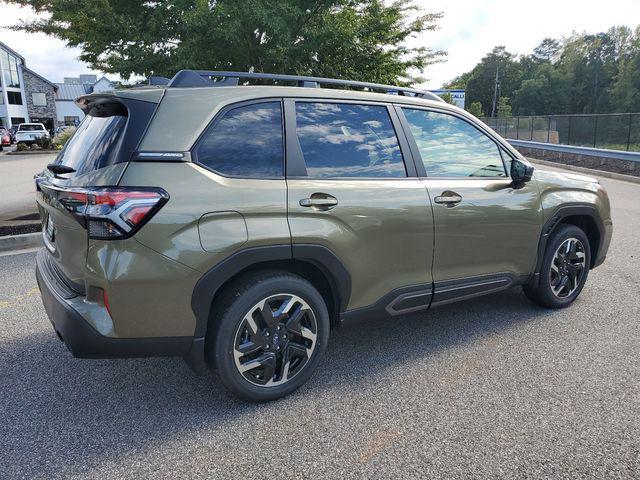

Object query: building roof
[55,82,91,100]
[23,67,58,91]
[0,40,25,62]
[55,76,114,100]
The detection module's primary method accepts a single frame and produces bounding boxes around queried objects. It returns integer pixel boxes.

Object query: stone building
[55,75,114,126]
[22,66,58,132]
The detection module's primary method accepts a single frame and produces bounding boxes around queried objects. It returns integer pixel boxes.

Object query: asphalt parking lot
[1,167,639,479]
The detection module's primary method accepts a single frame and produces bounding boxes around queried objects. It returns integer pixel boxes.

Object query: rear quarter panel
[118,161,290,273]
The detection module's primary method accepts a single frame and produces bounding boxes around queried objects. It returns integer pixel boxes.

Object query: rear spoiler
[75,95,128,116]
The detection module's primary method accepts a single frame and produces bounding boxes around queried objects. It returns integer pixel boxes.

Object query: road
[1,166,639,479]
[0,152,55,222]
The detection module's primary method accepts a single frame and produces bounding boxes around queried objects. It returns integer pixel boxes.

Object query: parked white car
[16,123,50,145]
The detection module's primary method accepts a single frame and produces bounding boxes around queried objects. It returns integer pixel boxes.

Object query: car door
[285,99,434,316]
[397,106,543,305]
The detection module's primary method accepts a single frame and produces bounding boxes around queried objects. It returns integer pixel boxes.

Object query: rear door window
[194,101,284,178]
[53,114,127,176]
[294,102,406,178]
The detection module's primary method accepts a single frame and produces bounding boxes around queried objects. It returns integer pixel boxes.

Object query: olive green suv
[35,71,612,402]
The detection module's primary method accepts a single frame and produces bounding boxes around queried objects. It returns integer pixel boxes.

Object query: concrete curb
[0,232,42,253]
[528,157,640,185]
[6,150,59,156]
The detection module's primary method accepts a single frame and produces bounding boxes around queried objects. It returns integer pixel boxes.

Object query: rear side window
[194,102,283,178]
[18,124,45,132]
[402,108,507,178]
[295,102,406,178]
[53,115,127,176]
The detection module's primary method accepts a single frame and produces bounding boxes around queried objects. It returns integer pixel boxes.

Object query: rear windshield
[53,114,127,176]
[19,124,45,131]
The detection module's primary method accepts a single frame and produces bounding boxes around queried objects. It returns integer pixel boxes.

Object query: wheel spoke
[284,305,305,335]
[256,300,277,328]
[288,342,308,361]
[553,275,569,295]
[565,239,573,254]
[237,352,276,375]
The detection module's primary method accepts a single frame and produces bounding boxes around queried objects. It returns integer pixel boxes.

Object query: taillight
[58,187,169,239]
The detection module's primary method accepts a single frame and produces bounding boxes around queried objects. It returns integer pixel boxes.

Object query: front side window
[195,102,283,178]
[295,102,405,178]
[403,108,507,178]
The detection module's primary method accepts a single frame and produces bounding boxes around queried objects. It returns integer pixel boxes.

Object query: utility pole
[491,67,500,118]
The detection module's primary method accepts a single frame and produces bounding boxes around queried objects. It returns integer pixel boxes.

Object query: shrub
[35,136,55,150]
[16,142,29,151]
[53,127,76,149]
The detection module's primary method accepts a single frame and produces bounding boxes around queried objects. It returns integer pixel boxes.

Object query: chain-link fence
[480,114,640,152]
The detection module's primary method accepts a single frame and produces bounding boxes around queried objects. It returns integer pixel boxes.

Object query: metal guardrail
[507,139,640,163]
[481,113,640,152]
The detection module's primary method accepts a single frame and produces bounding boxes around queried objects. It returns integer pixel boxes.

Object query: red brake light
[58,187,168,239]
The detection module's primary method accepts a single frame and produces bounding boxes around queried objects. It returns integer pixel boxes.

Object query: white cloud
[2,0,640,88]
[411,0,640,88]
[0,3,107,82]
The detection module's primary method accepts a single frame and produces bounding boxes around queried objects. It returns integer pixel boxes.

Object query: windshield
[19,124,45,131]
[53,114,127,176]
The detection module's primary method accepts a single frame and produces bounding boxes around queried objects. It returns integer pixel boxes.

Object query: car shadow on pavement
[0,287,553,478]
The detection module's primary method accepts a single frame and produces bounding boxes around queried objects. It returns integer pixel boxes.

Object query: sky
[1,0,640,88]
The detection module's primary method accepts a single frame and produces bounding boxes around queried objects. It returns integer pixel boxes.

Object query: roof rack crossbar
[166,70,444,102]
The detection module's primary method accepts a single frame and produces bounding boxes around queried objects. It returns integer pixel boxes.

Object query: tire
[523,224,591,308]
[208,271,330,402]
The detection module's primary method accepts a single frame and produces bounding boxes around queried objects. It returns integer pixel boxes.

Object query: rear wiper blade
[47,164,75,175]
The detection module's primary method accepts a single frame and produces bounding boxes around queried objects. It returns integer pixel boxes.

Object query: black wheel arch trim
[190,244,351,337]
[532,204,605,285]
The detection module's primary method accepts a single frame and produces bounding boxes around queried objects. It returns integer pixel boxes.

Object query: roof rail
[165,70,444,102]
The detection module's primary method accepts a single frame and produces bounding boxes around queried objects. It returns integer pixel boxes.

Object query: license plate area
[43,213,56,252]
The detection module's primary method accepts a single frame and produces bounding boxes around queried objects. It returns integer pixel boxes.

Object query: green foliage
[35,136,55,150]
[7,0,445,85]
[439,92,455,104]
[16,142,29,151]
[448,25,640,115]
[497,97,512,117]
[53,127,76,148]
[466,101,483,117]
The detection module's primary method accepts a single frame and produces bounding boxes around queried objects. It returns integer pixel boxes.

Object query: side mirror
[510,159,534,185]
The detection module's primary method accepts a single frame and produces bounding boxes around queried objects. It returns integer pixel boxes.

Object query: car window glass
[402,108,507,178]
[195,102,283,178]
[295,102,405,178]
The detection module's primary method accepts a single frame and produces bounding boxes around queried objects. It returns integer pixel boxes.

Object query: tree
[439,92,455,104]
[466,101,483,117]
[446,25,640,116]
[8,0,445,84]
[533,38,561,62]
[454,46,522,117]
[497,96,512,117]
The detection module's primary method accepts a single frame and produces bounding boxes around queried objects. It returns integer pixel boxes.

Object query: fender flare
[532,204,605,285]
[190,244,351,337]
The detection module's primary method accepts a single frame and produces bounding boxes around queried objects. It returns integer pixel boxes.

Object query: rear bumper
[36,249,194,359]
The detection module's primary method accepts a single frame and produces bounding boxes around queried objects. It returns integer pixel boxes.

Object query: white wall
[56,100,84,125]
